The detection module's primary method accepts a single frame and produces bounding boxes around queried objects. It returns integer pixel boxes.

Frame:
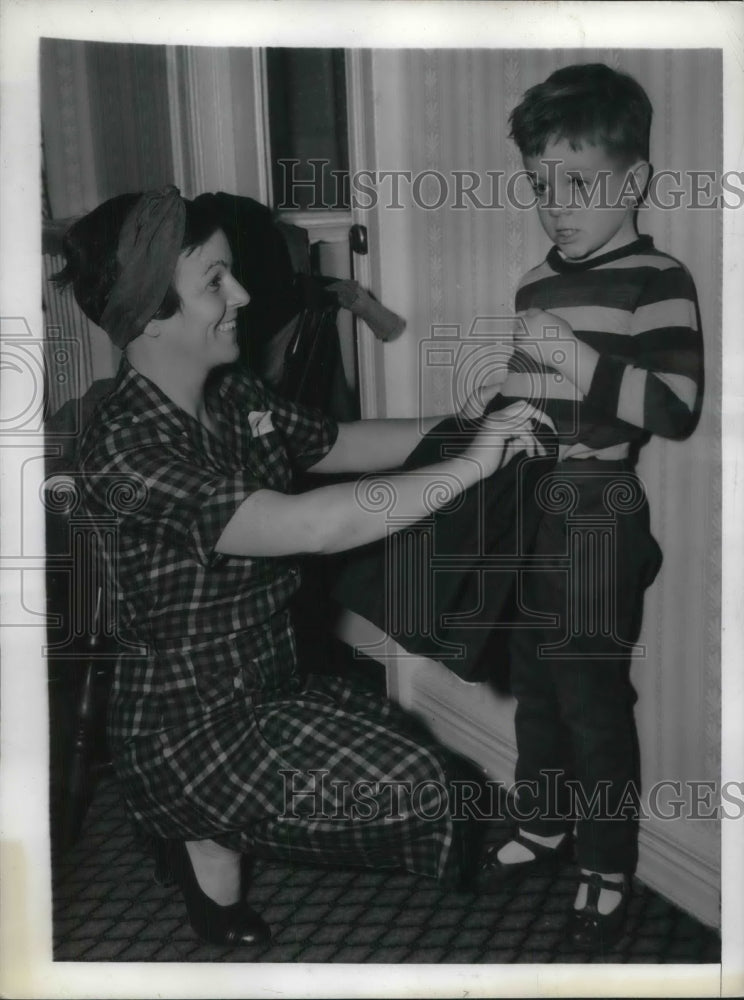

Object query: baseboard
[339,618,721,930]
[636,819,720,929]
[408,673,517,784]
[405,658,721,930]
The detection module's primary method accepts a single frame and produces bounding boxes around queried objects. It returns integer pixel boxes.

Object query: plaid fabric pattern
[119,673,454,878]
[77,361,454,878]
[78,361,336,648]
[77,361,337,738]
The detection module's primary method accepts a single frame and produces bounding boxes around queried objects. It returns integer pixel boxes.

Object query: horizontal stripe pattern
[513,236,704,454]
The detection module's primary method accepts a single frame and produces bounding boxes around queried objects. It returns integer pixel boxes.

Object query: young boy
[481,63,704,951]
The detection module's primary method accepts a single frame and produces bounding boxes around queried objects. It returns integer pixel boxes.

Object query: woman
[60,186,542,947]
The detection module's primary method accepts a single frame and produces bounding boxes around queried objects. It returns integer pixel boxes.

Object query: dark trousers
[509,460,662,874]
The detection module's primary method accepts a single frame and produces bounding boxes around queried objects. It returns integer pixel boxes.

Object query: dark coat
[334,414,559,684]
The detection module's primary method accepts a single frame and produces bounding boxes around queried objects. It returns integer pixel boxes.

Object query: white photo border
[1,2,742,997]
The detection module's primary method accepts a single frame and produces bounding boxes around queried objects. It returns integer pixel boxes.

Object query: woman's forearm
[217,402,541,558]
[312,377,510,475]
[215,451,487,558]
[310,416,447,474]
[310,451,486,552]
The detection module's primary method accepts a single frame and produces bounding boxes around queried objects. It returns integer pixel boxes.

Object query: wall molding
[635,819,720,930]
[275,209,352,245]
[412,659,720,929]
[166,46,257,200]
[407,656,721,929]
[251,48,272,206]
[345,48,386,419]
[339,612,720,929]
[165,46,186,194]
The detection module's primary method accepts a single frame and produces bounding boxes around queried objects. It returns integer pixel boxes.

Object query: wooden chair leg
[60,587,105,851]
[60,657,97,850]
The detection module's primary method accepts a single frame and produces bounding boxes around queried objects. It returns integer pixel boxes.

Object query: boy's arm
[514,266,704,441]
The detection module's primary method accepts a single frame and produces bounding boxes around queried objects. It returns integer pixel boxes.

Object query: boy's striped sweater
[498,234,704,461]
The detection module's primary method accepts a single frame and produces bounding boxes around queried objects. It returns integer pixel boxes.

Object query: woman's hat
[99,186,186,349]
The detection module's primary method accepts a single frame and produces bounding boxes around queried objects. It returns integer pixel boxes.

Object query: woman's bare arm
[216,410,541,557]
[309,382,508,475]
[309,417,445,475]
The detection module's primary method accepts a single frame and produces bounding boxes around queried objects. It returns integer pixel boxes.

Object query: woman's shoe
[478,830,573,889]
[170,841,271,947]
[568,872,630,952]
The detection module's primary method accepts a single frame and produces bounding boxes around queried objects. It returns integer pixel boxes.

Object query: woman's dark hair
[54,192,223,328]
[509,63,653,165]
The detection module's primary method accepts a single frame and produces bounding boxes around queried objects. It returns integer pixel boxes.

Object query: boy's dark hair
[509,63,652,164]
[54,193,222,329]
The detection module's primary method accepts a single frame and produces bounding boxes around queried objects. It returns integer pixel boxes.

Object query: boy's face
[523,138,648,261]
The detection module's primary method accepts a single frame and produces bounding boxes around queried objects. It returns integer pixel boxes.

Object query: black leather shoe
[478,830,573,889]
[568,872,630,952]
[170,841,271,946]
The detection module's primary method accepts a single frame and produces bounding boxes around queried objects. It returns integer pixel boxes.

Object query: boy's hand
[514,308,574,365]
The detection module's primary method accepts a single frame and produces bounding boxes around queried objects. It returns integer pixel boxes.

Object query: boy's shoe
[478,830,573,889]
[568,871,630,952]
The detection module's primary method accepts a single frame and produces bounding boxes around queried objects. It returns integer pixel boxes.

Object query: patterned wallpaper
[364,48,722,870]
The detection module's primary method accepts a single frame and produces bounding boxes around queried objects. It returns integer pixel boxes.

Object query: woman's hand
[464,401,547,477]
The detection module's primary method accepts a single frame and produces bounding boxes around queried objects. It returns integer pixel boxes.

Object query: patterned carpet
[51,773,720,965]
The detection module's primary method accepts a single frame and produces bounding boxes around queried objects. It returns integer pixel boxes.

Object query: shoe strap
[512,831,565,855]
[579,872,627,911]
[482,830,566,867]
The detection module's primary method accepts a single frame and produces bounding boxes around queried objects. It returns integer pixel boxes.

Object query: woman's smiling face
[161,228,250,369]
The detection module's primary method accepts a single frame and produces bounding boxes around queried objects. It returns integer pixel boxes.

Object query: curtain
[40,39,175,408]
[41,39,174,218]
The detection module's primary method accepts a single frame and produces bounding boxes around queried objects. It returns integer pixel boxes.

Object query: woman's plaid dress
[77,361,455,877]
